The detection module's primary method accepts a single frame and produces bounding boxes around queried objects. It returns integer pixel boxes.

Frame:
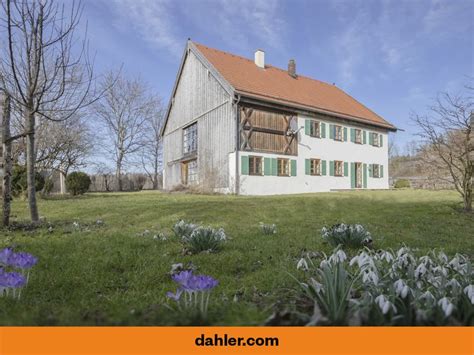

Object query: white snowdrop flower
[382,301,391,314]
[438,297,454,317]
[350,255,359,267]
[329,249,347,264]
[437,252,448,263]
[449,256,460,269]
[447,278,461,290]
[380,251,394,263]
[375,295,386,309]
[296,258,308,271]
[401,285,410,299]
[415,263,427,279]
[463,285,474,304]
[309,278,322,293]
[320,260,330,269]
[394,279,405,293]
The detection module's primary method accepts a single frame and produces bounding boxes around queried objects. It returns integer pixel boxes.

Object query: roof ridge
[192,41,336,89]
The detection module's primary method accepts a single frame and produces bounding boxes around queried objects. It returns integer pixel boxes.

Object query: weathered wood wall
[240,106,297,155]
[163,48,235,189]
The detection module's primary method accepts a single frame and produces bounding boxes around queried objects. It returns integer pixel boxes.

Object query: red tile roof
[194,42,395,130]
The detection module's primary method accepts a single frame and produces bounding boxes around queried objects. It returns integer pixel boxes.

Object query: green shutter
[344,162,349,176]
[380,134,383,147]
[329,161,335,176]
[321,122,326,138]
[363,164,367,188]
[305,159,310,175]
[322,160,327,175]
[271,158,277,176]
[344,127,348,141]
[264,157,271,175]
[369,164,373,177]
[305,119,311,135]
[380,165,384,178]
[241,156,249,175]
[363,130,367,144]
[291,160,297,176]
[329,124,334,139]
[369,132,373,145]
[350,162,356,188]
[350,128,355,143]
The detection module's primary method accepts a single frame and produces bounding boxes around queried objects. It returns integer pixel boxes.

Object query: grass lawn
[0,189,472,325]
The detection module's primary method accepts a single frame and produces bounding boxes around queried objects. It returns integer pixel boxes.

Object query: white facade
[234,115,389,195]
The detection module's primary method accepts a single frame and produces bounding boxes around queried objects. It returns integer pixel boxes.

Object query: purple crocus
[7,252,38,269]
[0,248,14,265]
[0,268,26,288]
[171,270,193,285]
[166,288,183,301]
[187,275,219,291]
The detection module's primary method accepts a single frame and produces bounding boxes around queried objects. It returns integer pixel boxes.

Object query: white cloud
[101,0,287,59]
[106,0,183,58]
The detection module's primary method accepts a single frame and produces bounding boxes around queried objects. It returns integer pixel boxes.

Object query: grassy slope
[0,190,472,325]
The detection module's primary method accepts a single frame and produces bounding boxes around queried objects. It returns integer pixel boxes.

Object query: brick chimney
[288,59,296,78]
[254,49,265,68]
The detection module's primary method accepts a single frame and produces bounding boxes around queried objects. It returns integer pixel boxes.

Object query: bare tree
[35,114,92,193]
[0,0,96,223]
[94,72,154,191]
[1,92,13,226]
[412,85,473,211]
[139,97,164,190]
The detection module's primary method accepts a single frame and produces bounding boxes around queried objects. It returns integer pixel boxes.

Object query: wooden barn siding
[163,50,235,188]
[240,107,297,155]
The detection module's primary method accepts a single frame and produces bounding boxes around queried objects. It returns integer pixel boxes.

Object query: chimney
[254,49,265,68]
[288,59,296,78]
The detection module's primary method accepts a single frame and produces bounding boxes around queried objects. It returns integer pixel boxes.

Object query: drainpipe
[234,94,241,195]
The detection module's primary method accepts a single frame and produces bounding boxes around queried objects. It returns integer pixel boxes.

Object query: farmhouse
[161,40,397,195]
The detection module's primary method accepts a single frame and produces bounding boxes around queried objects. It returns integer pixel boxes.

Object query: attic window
[183,123,198,155]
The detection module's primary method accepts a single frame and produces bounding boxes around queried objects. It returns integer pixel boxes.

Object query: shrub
[182,227,227,254]
[259,223,277,235]
[394,179,411,188]
[296,247,474,325]
[65,172,91,195]
[321,224,372,248]
[11,165,45,197]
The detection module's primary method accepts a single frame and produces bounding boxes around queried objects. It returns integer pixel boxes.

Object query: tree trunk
[2,94,12,227]
[59,170,67,194]
[116,160,122,191]
[26,108,39,223]
[464,181,472,212]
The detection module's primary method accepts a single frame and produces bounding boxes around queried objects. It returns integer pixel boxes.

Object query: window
[372,132,379,147]
[334,125,343,141]
[249,156,263,175]
[334,160,343,176]
[309,121,321,138]
[355,129,362,144]
[277,158,290,176]
[182,159,198,185]
[183,123,198,155]
[310,159,321,175]
[373,164,380,178]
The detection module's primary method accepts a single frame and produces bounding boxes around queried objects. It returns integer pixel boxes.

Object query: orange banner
[0,327,472,355]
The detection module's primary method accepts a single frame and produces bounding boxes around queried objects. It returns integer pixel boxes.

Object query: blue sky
[82,0,473,152]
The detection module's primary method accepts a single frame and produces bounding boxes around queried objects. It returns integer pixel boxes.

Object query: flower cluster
[297,247,473,325]
[167,270,218,316]
[321,223,372,248]
[259,223,277,235]
[174,220,227,254]
[0,248,38,299]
